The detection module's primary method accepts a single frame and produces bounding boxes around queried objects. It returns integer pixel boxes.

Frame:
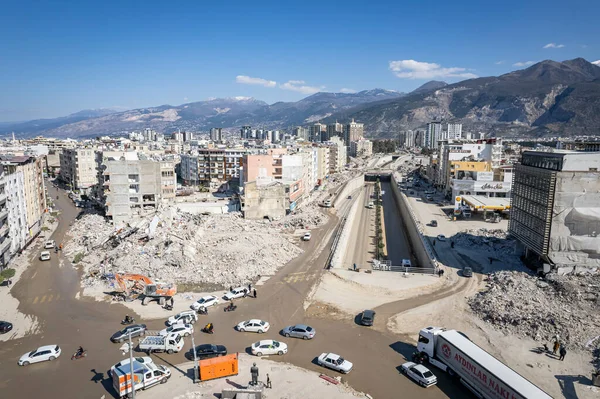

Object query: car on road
[347,195,352,199]
[167,310,198,326]
[18,345,61,366]
[436,234,446,241]
[430,220,437,227]
[282,324,316,340]
[43,240,55,249]
[191,343,228,360]
[251,340,288,356]
[366,202,374,209]
[462,266,473,278]
[159,323,193,338]
[302,232,312,241]
[426,195,434,201]
[40,251,51,261]
[111,324,147,343]
[0,320,13,334]
[236,319,270,333]
[223,287,248,300]
[359,310,376,326]
[400,362,437,387]
[317,352,353,374]
[190,295,219,311]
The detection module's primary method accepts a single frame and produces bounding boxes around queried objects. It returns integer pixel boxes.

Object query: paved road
[343,183,375,269]
[381,181,413,265]
[0,179,471,398]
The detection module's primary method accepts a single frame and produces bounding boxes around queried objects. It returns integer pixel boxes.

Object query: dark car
[191,344,227,360]
[360,310,376,326]
[0,321,13,334]
[430,220,438,227]
[110,324,147,343]
[462,267,473,278]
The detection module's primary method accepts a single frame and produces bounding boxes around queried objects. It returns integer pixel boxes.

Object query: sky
[1,0,599,121]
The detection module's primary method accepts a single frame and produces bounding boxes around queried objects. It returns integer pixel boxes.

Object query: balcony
[0,238,10,254]
[0,193,6,204]
[0,208,7,221]
[0,223,8,237]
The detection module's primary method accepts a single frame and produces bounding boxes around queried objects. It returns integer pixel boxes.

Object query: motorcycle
[197,307,208,315]
[201,325,214,334]
[224,304,237,312]
[71,350,87,360]
[163,303,173,311]
[121,318,135,325]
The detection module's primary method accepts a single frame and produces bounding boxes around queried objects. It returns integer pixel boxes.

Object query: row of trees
[373,180,386,259]
[372,139,399,154]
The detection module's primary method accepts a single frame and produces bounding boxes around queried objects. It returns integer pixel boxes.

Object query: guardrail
[371,262,436,274]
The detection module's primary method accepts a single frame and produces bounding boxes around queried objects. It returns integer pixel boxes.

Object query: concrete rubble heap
[453,228,515,255]
[65,208,304,288]
[469,271,600,350]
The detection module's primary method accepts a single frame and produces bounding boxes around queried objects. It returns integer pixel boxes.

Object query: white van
[367,202,374,209]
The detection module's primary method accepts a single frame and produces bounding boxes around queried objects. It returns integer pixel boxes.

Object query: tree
[0,275,4,285]
[0,268,15,279]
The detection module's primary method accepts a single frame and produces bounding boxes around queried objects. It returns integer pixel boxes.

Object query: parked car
[347,195,352,199]
[251,340,288,356]
[426,195,434,201]
[111,324,147,343]
[430,220,437,227]
[43,240,55,249]
[317,352,353,374]
[0,321,13,334]
[236,319,270,333]
[436,234,446,241]
[462,267,473,278]
[359,310,376,326]
[302,232,312,241]
[159,323,193,338]
[167,310,198,326]
[223,287,248,301]
[18,345,61,366]
[402,259,412,267]
[282,324,316,340]
[191,343,227,360]
[401,362,437,387]
[39,251,51,261]
[190,295,219,311]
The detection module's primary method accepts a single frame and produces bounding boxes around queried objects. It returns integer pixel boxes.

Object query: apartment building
[0,171,9,267]
[327,122,344,140]
[103,158,176,226]
[447,123,463,140]
[293,126,310,141]
[350,138,373,157]
[180,149,244,185]
[309,123,327,142]
[425,122,442,149]
[315,146,330,183]
[345,119,364,145]
[210,128,223,143]
[325,137,347,173]
[59,148,98,195]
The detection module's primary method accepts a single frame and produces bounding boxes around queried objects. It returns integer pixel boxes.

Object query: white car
[44,240,55,249]
[302,232,311,241]
[190,295,219,311]
[436,234,446,242]
[401,362,437,387]
[251,340,288,356]
[159,323,193,338]
[40,251,51,261]
[236,319,270,333]
[18,345,61,366]
[223,287,248,301]
[317,352,353,374]
[167,310,198,326]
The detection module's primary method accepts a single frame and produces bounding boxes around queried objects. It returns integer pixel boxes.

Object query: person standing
[266,373,272,389]
[553,340,560,355]
[248,283,252,292]
[253,288,257,298]
[559,345,567,361]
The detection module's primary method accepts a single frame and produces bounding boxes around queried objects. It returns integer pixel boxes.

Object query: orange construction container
[198,352,239,382]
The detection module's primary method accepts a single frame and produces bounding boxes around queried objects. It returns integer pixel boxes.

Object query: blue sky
[1,0,599,121]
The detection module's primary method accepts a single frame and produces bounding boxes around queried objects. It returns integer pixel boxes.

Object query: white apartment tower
[447,123,463,140]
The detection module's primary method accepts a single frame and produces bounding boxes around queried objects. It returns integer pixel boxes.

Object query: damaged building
[509,151,600,273]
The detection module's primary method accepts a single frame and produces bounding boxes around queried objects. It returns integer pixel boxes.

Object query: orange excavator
[113,273,177,306]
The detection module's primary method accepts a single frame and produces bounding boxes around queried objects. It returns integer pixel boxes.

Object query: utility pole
[191,332,199,383]
[128,331,135,399]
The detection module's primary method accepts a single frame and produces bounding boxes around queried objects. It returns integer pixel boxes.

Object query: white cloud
[235,75,277,87]
[388,60,478,79]
[183,97,188,101]
[495,61,505,65]
[592,60,600,66]
[513,61,535,67]
[280,80,324,94]
[339,88,357,93]
[543,43,565,49]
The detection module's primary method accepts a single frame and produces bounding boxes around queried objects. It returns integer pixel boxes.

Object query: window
[418,335,429,344]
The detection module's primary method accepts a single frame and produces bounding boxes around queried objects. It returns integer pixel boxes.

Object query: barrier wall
[333,176,364,209]
[390,174,438,270]
[330,189,363,269]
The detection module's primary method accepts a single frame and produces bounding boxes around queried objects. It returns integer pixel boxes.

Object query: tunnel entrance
[364,173,392,182]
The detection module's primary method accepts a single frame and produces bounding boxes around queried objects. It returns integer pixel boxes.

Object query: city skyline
[1,0,599,121]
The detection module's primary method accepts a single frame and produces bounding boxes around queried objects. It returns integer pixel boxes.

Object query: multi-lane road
[0,179,471,398]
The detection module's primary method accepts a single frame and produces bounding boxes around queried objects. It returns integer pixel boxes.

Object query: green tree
[0,268,15,279]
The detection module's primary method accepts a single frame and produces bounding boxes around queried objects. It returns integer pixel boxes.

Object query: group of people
[552,337,567,361]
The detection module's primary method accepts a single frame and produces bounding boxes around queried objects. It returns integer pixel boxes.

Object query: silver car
[282,324,316,340]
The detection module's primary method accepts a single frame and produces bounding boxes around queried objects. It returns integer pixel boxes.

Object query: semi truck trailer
[416,326,552,399]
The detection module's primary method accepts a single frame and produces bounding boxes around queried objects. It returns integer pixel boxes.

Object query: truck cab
[111,358,171,398]
[416,326,440,359]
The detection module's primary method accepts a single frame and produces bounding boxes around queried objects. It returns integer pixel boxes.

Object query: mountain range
[3,58,600,139]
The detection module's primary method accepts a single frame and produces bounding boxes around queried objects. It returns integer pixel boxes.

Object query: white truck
[323,199,332,208]
[138,332,184,354]
[111,358,171,398]
[416,327,552,399]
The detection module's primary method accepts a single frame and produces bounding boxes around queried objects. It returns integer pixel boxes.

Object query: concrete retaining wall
[390,174,438,270]
[333,175,364,209]
[330,189,363,269]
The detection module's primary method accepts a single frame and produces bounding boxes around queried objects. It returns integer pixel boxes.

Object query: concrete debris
[453,228,515,255]
[469,271,600,350]
[64,207,305,289]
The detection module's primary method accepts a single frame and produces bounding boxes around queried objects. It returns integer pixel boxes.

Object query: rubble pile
[469,271,600,349]
[65,208,303,289]
[453,228,514,255]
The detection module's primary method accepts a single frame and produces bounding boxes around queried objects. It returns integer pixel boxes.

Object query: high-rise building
[240,126,253,139]
[325,137,347,173]
[293,126,310,141]
[447,123,463,140]
[0,170,10,267]
[404,130,416,148]
[59,148,98,195]
[350,138,373,157]
[182,131,194,142]
[509,151,600,272]
[210,128,223,143]
[425,122,442,149]
[309,123,327,142]
[345,119,364,145]
[327,122,344,139]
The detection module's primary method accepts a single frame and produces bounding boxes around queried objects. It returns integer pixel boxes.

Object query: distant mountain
[411,81,448,94]
[336,58,600,138]
[2,90,404,138]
